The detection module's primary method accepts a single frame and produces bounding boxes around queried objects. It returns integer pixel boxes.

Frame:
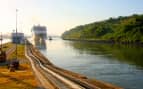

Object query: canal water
[2,38,11,44]
[38,38,143,89]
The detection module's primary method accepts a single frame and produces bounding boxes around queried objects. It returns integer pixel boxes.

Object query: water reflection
[66,41,143,68]
[34,38,46,49]
[40,39,143,89]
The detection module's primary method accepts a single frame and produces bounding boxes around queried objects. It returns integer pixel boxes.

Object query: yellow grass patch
[1,42,14,51]
[0,43,38,89]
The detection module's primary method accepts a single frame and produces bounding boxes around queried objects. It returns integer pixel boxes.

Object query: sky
[0,0,143,36]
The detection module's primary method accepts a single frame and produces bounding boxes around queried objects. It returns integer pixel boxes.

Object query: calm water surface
[38,38,143,89]
[3,38,11,44]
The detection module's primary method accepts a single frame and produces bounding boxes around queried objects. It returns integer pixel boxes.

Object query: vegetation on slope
[62,14,143,43]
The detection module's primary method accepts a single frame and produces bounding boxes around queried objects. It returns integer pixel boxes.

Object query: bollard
[9,64,15,72]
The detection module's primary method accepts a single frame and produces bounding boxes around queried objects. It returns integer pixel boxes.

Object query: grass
[7,44,27,60]
[0,65,38,89]
[1,42,14,51]
[0,43,39,89]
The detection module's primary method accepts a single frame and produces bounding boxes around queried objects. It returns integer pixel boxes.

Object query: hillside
[62,14,143,43]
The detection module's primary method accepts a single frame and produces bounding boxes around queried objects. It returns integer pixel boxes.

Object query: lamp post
[9,9,19,72]
[0,32,2,50]
[15,9,18,60]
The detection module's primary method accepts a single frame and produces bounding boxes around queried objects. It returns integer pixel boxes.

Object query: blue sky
[0,0,143,35]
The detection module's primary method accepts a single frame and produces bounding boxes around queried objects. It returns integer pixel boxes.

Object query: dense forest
[62,14,143,43]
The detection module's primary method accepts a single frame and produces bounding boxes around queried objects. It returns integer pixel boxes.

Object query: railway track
[0,44,15,62]
[25,41,122,89]
[6,45,16,57]
[26,42,88,89]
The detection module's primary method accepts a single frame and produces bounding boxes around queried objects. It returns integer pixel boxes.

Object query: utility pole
[9,9,19,72]
[15,9,18,60]
[0,32,2,50]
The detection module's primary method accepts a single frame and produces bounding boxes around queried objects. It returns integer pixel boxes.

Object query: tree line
[62,14,143,44]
